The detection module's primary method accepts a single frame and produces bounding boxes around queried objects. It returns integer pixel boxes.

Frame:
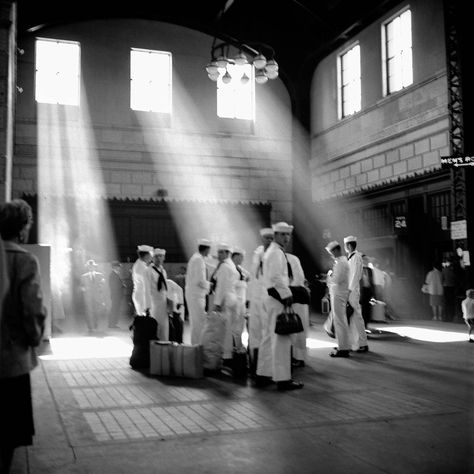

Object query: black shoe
[276,380,304,391]
[356,346,369,353]
[329,350,350,358]
[469,339,474,343]
[254,375,274,387]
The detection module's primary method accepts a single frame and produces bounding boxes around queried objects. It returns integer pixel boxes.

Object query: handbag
[275,306,304,335]
[421,283,429,294]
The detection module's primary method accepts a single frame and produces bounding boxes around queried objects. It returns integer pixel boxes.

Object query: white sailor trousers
[222,294,239,359]
[330,292,351,350]
[258,295,292,382]
[348,288,368,349]
[248,291,265,352]
[150,291,168,341]
[185,291,207,345]
[290,303,309,361]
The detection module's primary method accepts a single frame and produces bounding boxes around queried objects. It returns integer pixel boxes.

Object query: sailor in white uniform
[256,222,304,391]
[286,252,309,367]
[344,235,369,352]
[147,248,169,341]
[210,243,240,364]
[231,247,250,351]
[325,241,351,357]
[247,228,274,375]
[131,244,153,316]
[185,238,211,344]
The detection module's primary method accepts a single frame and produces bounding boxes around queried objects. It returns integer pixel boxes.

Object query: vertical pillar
[0,0,15,203]
[444,0,473,294]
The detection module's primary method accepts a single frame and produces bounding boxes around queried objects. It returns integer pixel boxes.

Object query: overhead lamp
[222,70,232,84]
[205,60,219,75]
[255,69,268,84]
[241,72,250,84]
[253,53,267,69]
[265,68,279,80]
[208,71,220,81]
[216,55,229,68]
[234,51,248,65]
[265,58,278,72]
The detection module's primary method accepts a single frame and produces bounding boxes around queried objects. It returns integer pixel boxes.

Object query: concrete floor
[9,314,474,474]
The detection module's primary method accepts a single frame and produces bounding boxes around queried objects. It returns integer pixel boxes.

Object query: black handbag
[275,306,304,335]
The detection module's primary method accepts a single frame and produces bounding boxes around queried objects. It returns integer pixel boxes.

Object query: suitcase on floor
[149,341,204,378]
[201,311,226,371]
[371,300,387,322]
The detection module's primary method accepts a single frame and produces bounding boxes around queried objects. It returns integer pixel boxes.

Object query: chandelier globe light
[206,38,278,85]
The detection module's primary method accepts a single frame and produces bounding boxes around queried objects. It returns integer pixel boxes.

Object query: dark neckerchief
[152,265,167,291]
[210,261,223,293]
[348,251,356,261]
[276,242,293,281]
[236,264,245,281]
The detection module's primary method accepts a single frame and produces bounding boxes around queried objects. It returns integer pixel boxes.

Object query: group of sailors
[131,221,310,391]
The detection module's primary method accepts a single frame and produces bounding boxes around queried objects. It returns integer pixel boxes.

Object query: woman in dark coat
[0,199,46,473]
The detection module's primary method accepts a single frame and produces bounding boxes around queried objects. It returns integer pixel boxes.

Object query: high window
[35,38,81,105]
[130,49,172,113]
[382,9,413,95]
[338,44,361,119]
[217,64,254,120]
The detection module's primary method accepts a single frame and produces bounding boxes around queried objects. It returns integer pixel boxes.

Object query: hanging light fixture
[206,39,278,85]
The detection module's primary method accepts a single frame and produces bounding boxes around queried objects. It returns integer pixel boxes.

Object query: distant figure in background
[461,289,474,343]
[80,259,106,333]
[360,254,375,328]
[108,260,125,328]
[131,244,153,316]
[0,199,47,473]
[442,259,456,321]
[370,258,386,301]
[424,262,444,321]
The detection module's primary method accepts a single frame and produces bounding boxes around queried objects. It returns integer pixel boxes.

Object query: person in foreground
[325,241,351,358]
[0,199,47,473]
[256,222,303,390]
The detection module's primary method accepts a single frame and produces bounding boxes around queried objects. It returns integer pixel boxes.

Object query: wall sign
[441,155,474,167]
[451,219,467,240]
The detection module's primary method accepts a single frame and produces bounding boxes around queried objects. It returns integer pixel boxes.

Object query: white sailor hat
[137,244,153,253]
[325,241,340,252]
[85,259,98,266]
[272,222,294,233]
[259,227,274,237]
[217,242,232,252]
[153,248,166,256]
[198,238,212,247]
[232,247,245,255]
[343,235,357,244]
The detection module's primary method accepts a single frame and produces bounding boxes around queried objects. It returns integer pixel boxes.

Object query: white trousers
[222,298,241,359]
[186,292,207,345]
[348,289,368,349]
[330,292,351,350]
[151,294,168,341]
[256,296,292,382]
[248,296,264,352]
[290,303,309,361]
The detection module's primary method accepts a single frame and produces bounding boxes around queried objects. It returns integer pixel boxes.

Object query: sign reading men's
[441,156,474,167]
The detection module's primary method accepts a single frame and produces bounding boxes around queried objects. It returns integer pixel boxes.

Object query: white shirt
[263,241,291,300]
[185,252,210,296]
[347,250,363,292]
[286,253,306,286]
[327,256,350,296]
[213,257,239,307]
[425,269,443,296]
[132,258,150,311]
[247,245,266,302]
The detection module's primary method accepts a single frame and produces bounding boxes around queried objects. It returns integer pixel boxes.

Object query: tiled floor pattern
[42,356,460,446]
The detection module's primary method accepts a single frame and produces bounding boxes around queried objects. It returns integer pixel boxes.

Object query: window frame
[35,37,81,106]
[337,42,361,120]
[130,48,173,114]
[381,7,413,96]
[216,63,255,121]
